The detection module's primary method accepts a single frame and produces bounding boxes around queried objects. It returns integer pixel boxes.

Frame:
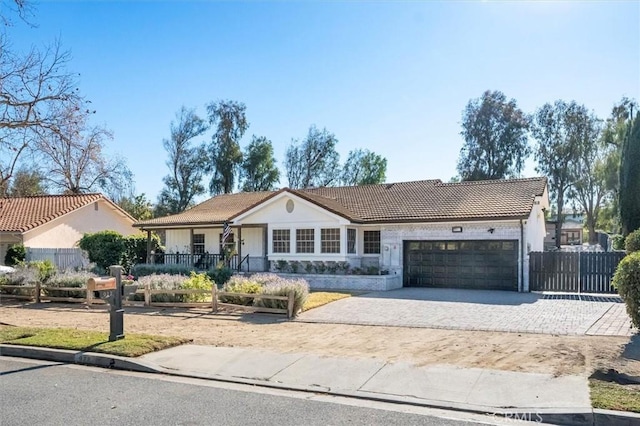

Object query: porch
[150,252,268,272]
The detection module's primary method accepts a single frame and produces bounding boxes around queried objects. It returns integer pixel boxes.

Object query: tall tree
[0,37,84,194]
[156,107,208,216]
[532,100,592,248]
[568,112,606,244]
[206,100,248,195]
[341,149,387,186]
[6,168,46,196]
[285,125,340,189]
[119,193,153,221]
[35,104,130,195]
[456,90,530,181]
[620,113,640,235]
[240,135,280,192]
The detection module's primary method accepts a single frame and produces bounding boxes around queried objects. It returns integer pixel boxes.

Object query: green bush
[26,260,56,283]
[131,263,193,278]
[253,274,309,317]
[182,272,213,302]
[44,270,97,298]
[612,251,640,328]
[0,265,39,297]
[612,234,626,251]
[5,244,26,266]
[121,233,163,272]
[78,231,126,273]
[625,229,640,253]
[220,276,262,305]
[206,266,232,286]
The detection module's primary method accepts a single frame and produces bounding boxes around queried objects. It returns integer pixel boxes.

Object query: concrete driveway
[297,288,635,336]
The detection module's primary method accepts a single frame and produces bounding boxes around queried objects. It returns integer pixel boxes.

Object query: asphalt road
[0,358,497,426]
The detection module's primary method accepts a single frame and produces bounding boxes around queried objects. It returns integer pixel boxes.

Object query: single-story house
[545,214,584,247]
[0,193,136,265]
[134,177,549,292]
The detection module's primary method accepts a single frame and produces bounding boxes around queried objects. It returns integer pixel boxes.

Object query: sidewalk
[2,343,639,426]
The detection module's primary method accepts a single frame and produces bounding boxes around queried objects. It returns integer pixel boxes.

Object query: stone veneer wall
[276,273,402,292]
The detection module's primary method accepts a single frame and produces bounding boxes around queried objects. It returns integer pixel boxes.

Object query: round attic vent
[286,199,294,213]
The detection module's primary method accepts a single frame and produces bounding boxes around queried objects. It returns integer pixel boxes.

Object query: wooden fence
[0,284,296,318]
[26,248,89,270]
[529,251,626,293]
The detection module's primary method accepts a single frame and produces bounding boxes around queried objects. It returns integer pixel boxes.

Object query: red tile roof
[0,193,133,233]
[135,177,547,228]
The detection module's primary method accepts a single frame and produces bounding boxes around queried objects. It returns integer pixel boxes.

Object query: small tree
[612,251,640,328]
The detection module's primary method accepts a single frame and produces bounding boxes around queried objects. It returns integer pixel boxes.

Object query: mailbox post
[108,265,125,342]
[87,266,125,342]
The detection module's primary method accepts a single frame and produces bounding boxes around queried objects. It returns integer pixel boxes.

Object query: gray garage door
[403,240,518,291]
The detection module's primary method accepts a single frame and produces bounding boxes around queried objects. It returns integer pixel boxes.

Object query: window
[347,229,356,254]
[363,230,381,254]
[272,229,290,253]
[193,234,205,254]
[219,232,234,254]
[296,229,315,253]
[321,228,340,253]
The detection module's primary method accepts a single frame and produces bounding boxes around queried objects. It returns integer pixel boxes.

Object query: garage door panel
[404,239,518,291]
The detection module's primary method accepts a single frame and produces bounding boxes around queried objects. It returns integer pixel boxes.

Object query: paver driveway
[297,288,635,336]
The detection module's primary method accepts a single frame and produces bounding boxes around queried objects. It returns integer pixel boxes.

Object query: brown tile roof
[135,191,277,227]
[134,177,547,228]
[0,193,133,233]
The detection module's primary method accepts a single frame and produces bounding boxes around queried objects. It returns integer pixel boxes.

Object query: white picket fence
[26,248,89,270]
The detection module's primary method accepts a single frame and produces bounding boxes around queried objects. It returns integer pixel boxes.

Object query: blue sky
[9,1,640,202]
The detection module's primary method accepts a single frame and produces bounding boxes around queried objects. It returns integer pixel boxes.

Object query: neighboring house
[0,194,136,265]
[545,214,584,247]
[135,177,549,292]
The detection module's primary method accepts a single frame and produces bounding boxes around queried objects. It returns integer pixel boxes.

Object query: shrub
[220,276,262,305]
[254,275,309,317]
[182,272,213,302]
[289,261,301,273]
[4,244,26,266]
[275,260,288,272]
[625,229,640,253]
[121,233,163,272]
[206,266,232,286]
[44,270,98,298]
[0,265,39,297]
[131,263,193,277]
[612,251,640,328]
[135,273,188,302]
[78,231,126,273]
[303,261,314,274]
[313,261,326,274]
[26,260,56,283]
[612,234,626,251]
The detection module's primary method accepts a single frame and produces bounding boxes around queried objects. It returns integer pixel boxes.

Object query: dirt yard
[1,302,638,378]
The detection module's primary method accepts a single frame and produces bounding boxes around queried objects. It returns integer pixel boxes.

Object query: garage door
[403,240,518,291]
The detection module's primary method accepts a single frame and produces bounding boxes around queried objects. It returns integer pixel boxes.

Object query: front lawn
[590,379,640,413]
[0,326,189,357]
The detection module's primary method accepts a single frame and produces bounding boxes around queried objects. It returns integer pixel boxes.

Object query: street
[0,357,499,426]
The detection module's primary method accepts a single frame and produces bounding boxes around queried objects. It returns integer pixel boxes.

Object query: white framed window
[272,229,290,253]
[321,228,340,254]
[296,229,315,253]
[347,228,356,254]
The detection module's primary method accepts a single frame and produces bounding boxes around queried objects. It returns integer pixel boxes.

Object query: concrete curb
[1,344,638,426]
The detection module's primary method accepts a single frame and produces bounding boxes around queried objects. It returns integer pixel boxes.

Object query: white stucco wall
[21,200,135,249]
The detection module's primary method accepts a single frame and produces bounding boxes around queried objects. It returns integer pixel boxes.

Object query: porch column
[190,228,194,266]
[146,230,152,264]
[237,226,242,264]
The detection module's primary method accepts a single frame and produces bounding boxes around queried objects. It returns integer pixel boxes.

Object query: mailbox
[87,277,116,300]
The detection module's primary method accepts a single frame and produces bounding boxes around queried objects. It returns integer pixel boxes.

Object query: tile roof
[0,193,132,233]
[135,177,547,228]
[135,191,278,227]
